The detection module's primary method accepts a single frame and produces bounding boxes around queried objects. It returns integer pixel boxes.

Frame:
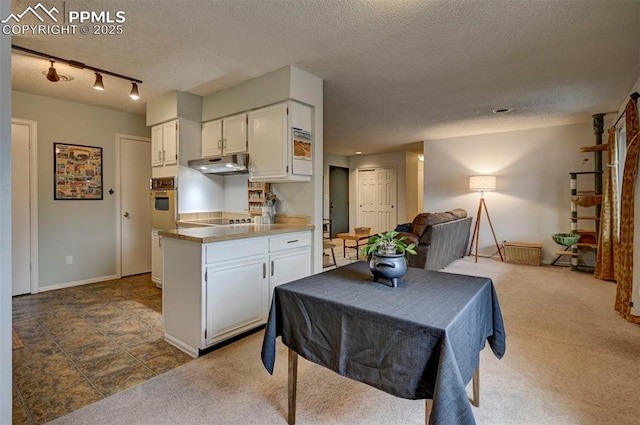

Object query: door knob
[123,212,130,217]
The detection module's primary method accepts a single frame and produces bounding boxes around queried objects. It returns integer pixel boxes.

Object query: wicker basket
[552,233,580,246]
[503,242,542,266]
[354,227,371,235]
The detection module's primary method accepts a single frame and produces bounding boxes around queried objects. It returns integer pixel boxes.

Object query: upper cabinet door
[202,119,223,158]
[151,125,164,167]
[223,113,248,155]
[248,103,288,180]
[162,120,178,165]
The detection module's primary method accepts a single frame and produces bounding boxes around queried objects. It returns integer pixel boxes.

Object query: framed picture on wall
[54,143,103,200]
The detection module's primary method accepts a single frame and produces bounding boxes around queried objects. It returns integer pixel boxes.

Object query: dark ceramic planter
[369,253,407,288]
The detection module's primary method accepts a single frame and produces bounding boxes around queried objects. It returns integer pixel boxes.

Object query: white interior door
[120,136,151,276]
[358,168,397,234]
[358,169,377,232]
[12,122,31,296]
[375,168,397,232]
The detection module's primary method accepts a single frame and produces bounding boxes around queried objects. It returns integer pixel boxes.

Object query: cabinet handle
[218,139,222,149]
[223,138,227,148]
[162,150,166,161]
[287,240,299,244]
[271,261,274,276]
[263,263,266,279]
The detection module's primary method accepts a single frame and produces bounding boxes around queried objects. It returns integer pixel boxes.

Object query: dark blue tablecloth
[261,261,506,425]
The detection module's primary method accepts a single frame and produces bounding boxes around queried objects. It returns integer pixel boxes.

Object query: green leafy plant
[361,230,417,257]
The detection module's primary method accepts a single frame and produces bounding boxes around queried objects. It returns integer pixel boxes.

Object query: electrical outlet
[66,255,73,265]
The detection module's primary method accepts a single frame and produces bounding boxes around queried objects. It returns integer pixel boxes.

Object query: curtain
[615,97,640,324]
[594,128,618,281]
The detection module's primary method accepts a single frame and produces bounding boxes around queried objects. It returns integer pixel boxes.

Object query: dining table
[261,261,506,425]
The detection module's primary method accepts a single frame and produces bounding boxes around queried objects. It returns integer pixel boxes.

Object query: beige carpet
[48,257,640,425]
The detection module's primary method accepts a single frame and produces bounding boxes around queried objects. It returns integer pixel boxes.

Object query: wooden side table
[336,232,371,259]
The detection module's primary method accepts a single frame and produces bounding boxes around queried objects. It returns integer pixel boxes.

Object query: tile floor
[12,274,193,424]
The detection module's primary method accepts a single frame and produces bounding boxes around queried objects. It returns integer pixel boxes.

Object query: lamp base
[468,197,504,262]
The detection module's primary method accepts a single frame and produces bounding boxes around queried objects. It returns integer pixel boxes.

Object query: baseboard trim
[37,274,119,293]
[164,333,199,358]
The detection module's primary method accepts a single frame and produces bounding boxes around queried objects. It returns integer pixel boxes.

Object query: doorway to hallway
[329,166,349,237]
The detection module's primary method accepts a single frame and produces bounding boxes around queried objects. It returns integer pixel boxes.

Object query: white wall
[224,174,251,213]
[201,67,291,121]
[417,158,424,212]
[405,152,420,221]
[281,66,324,274]
[423,121,606,263]
[0,0,12,419]
[177,166,225,213]
[12,91,150,289]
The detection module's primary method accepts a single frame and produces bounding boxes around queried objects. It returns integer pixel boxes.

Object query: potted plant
[361,231,417,288]
[361,230,417,257]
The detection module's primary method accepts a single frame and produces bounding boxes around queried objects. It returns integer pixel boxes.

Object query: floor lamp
[467,175,504,263]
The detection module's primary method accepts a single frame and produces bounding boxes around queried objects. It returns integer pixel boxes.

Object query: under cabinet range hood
[188,153,249,175]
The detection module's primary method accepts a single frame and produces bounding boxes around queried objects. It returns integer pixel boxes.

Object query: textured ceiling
[9,0,640,155]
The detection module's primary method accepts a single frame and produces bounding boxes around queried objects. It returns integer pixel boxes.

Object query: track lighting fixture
[12,44,142,99]
[93,73,104,90]
[46,59,60,82]
[129,82,140,100]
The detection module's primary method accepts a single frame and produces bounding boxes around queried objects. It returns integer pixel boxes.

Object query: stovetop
[191,218,253,225]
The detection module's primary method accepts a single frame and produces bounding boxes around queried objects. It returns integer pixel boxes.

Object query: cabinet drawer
[269,232,311,252]
[205,237,268,264]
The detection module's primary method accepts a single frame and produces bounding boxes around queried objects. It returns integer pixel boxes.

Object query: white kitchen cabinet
[151,119,201,178]
[162,229,312,357]
[248,101,312,182]
[151,120,178,168]
[151,230,163,288]
[268,232,311,306]
[223,113,249,154]
[201,119,222,158]
[205,253,267,345]
[201,113,248,158]
[151,125,164,167]
[204,236,268,345]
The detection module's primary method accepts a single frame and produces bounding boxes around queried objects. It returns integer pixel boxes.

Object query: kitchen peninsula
[159,222,314,357]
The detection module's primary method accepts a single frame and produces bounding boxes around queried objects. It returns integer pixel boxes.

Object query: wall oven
[150,177,177,230]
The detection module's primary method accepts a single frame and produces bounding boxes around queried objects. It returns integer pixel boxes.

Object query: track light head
[129,82,140,100]
[93,73,104,90]
[46,59,60,82]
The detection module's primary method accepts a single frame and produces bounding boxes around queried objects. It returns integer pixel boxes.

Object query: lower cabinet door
[205,254,267,346]
[269,247,311,305]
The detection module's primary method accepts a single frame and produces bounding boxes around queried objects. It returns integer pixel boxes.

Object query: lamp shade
[469,175,496,192]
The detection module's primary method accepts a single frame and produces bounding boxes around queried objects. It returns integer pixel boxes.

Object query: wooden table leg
[288,348,298,425]
[342,239,347,258]
[470,366,480,407]
[425,399,433,425]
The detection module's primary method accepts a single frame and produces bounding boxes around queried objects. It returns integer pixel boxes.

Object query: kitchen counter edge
[159,224,315,244]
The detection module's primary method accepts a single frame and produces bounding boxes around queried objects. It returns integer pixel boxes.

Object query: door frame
[115,133,151,278]
[11,118,39,294]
